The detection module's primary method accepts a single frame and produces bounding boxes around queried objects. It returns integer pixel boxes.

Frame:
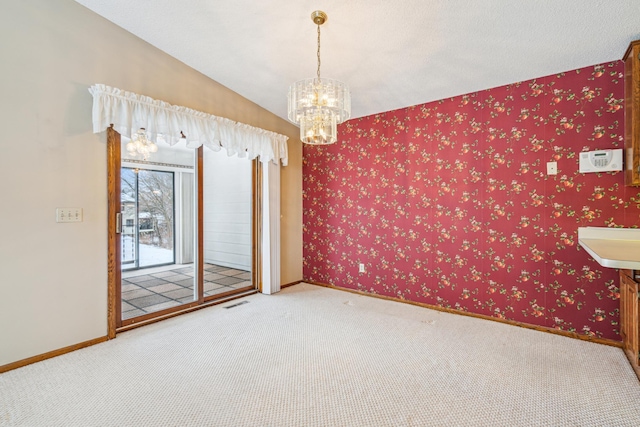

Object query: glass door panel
[203,148,254,298]
[136,169,175,268]
[121,168,138,270]
[120,137,197,323]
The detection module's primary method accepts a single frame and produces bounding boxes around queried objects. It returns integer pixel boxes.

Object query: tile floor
[121,264,252,320]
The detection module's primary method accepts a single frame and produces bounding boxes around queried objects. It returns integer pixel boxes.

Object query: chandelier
[125,128,157,160]
[288,11,351,145]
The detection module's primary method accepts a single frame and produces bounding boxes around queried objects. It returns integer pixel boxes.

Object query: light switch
[56,208,83,223]
[546,162,557,175]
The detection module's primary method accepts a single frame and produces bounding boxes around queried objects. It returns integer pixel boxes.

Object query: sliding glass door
[203,148,254,298]
[119,137,198,323]
[108,129,257,330]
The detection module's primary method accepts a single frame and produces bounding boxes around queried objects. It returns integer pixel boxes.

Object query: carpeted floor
[1,283,639,426]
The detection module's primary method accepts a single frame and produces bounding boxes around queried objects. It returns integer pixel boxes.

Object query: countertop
[578,227,640,270]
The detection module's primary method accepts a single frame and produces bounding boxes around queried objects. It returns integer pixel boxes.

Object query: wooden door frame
[107,127,120,338]
[107,128,259,338]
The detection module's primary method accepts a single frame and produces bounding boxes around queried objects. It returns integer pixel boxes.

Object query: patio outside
[120,150,253,321]
[122,262,251,319]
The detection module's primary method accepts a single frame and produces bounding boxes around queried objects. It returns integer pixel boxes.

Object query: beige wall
[0,0,302,366]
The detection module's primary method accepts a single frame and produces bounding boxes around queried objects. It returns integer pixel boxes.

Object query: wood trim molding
[305,280,624,349]
[196,146,204,304]
[0,336,108,374]
[623,40,640,186]
[106,127,121,339]
[281,280,303,289]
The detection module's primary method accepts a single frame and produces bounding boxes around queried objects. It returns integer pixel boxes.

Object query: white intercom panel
[578,149,623,173]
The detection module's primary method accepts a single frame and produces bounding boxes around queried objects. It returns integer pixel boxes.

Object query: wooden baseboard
[281,280,303,289]
[623,348,640,382]
[305,280,623,349]
[0,336,109,374]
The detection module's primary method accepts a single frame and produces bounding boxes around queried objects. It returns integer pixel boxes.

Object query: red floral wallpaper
[303,61,640,341]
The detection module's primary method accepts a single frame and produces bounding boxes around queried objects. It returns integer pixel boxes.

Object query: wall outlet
[359,263,365,273]
[546,161,557,175]
[56,208,83,223]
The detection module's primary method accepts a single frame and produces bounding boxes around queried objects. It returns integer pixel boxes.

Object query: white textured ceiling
[75,0,639,121]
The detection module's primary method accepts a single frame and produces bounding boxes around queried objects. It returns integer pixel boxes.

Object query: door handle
[116,212,122,234]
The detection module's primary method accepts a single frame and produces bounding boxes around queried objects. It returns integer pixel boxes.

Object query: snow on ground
[139,243,173,266]
[122,236,173,267]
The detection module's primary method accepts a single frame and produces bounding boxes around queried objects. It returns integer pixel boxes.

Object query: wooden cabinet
[619,269,640,380]
[624,40,640,186]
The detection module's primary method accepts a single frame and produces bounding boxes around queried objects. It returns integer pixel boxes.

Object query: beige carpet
[1,283,639,426]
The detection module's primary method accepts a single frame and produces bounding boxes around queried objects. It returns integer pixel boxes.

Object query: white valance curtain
[89,84,288,165]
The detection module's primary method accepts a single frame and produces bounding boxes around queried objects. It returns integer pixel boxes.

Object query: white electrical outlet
[546,162,557,175]
[56,208,83,223]
[359,263,365,273]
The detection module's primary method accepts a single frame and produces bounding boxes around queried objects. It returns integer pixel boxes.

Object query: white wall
[0,0,301,367]
[203,149,252,271]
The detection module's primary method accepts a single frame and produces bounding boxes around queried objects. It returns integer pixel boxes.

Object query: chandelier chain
[317,24,321,80]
